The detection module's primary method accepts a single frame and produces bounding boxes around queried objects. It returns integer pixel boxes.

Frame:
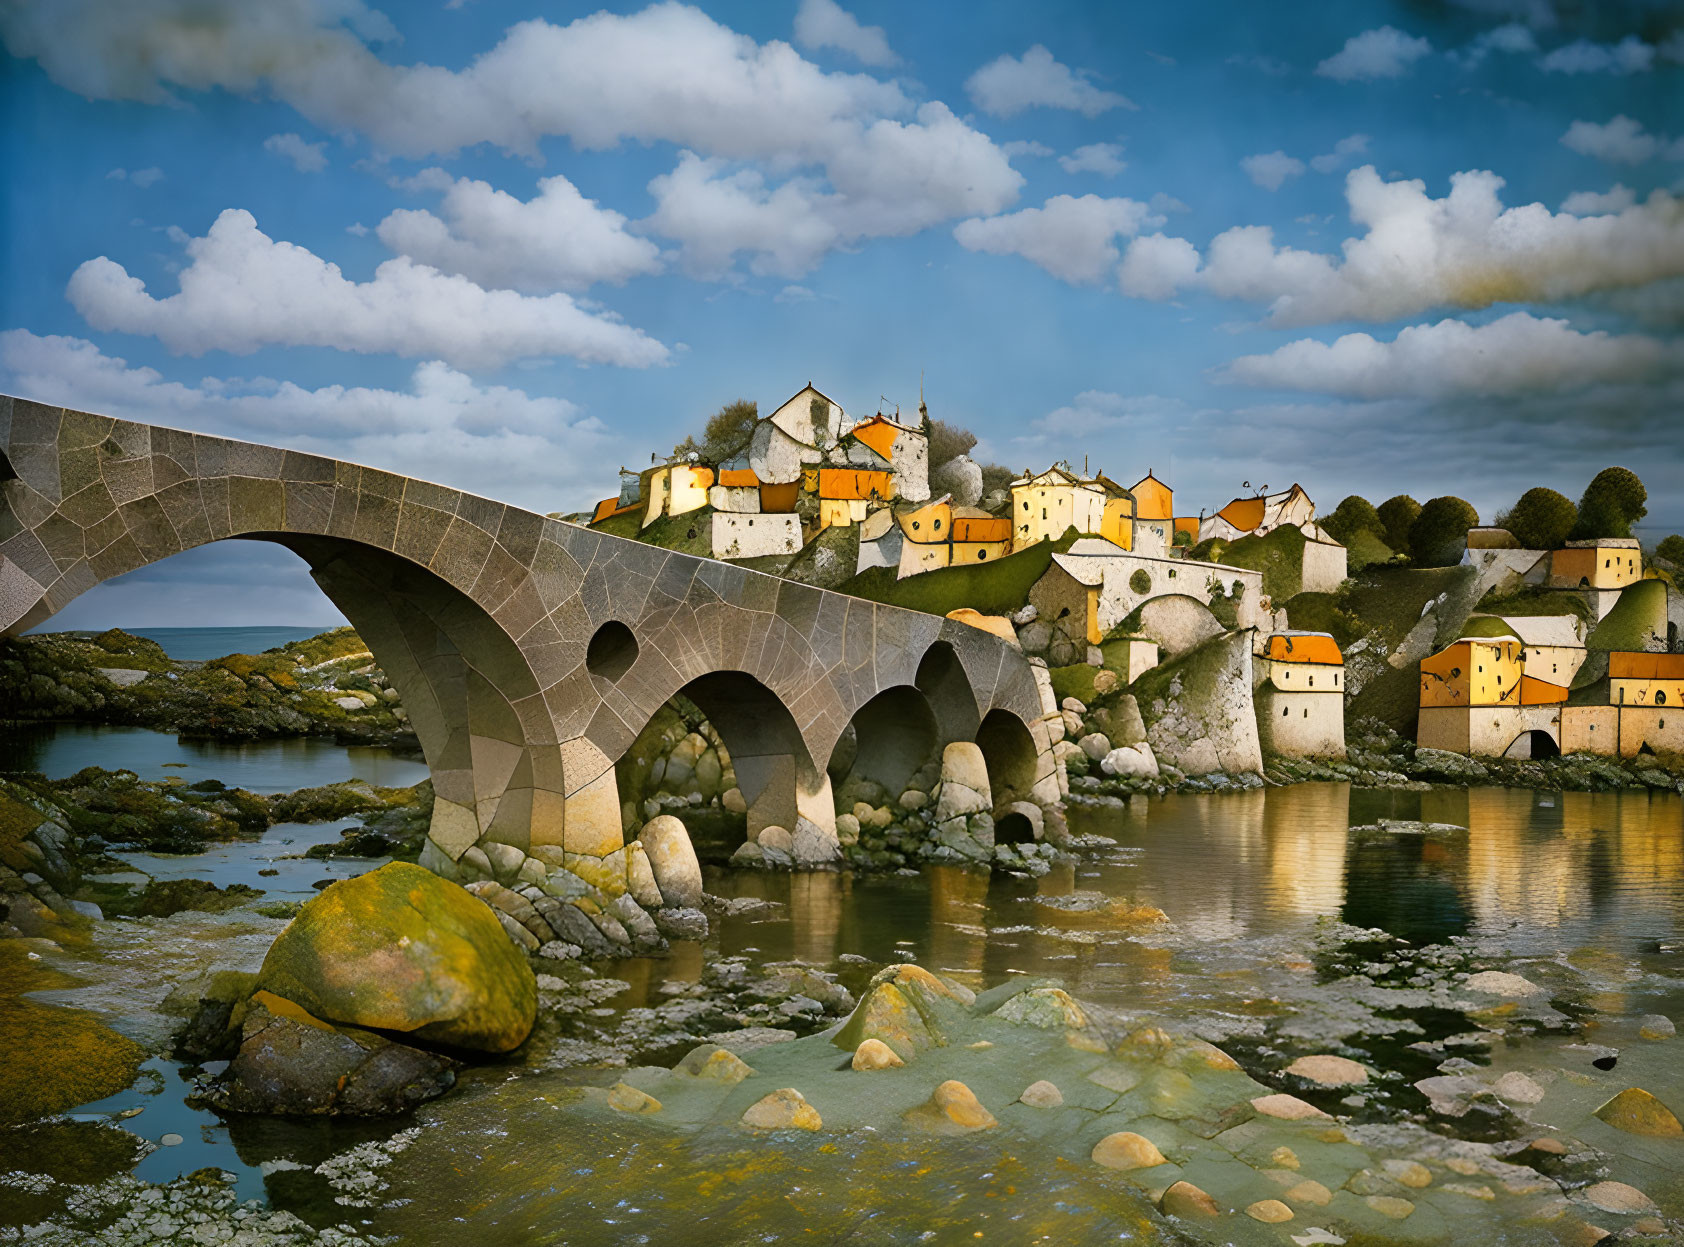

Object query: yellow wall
[898,497,952,544]
[898,541,950,577]
[1012,479,1104,545]
[1611,676,1684,707]
[1550,545,1641,589]
[1131,475,1174,521]
[1100,497,1135,550]
[1419,638,1523,707]
[667,465,713,516]
[817,498,870,531]
[950,540,1010,565]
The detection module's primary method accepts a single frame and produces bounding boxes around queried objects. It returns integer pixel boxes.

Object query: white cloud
[965,45,1133,118]
[345,222,369,236]
[1117,233,1201,299]
[1453,22,1537,66]
[1002,139,1054,159]
[1059,143,1126,177]
[2,2,1021,278]
[0,329,621,513]
[1560,184,1637,215]
[792,0,896,67]
[66,208,669,369]
[1241,151,1305,191]
[954,195,1159,285]
[263,131,327,172]
[1560,115,1682,165]
[105,166,164,186]
[1116,167,1684,326]
[1309,133,1370,174]
[774,284,816,304]
[1218,311,1683,398]
[1315,26,1432,81]
[1539,36,1653,74]
[377,170,662,293]
[1149,191,1190,215]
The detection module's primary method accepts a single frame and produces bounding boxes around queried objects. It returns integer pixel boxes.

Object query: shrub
[1322,495,1383,544]
[1377,495,1421,554]
[1658,534,1684,566]
[1409,496,1480,568]
[673,399,758,462]
[1129,568,1152,595]
[1497,487,1577,550]
[927,420,977,468]
[1571,466,1647,540]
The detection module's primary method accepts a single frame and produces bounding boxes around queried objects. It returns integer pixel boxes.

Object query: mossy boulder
[256,861,536,1053]
[830,963,972,1059]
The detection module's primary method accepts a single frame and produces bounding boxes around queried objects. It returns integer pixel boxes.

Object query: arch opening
[994,810,1036,845]
[1502,728,1560,760]
[827,684,939,801]
[586,619,639,681]
[976,707,1038,809]
[916,640,980,746]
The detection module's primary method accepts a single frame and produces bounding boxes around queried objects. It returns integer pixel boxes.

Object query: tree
[1497,487,1577,551]
[1322,495,1384,544]
[674,399,758,462]
[1377,495,1421,555]
[1571,466,1647,540]
[926,419,977,468]
[1409,496,1480,567]
[1657,534,1684,567]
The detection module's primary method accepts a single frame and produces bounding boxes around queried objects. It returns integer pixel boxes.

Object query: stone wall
[1133,630,1264,776]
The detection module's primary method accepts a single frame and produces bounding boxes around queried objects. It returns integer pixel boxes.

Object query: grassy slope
[1186,525,1310,602]
[835,532,1078,617]
[1587,579,1669,652]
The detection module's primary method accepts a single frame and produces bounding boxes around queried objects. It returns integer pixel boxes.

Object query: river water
[9,719,1684,1244]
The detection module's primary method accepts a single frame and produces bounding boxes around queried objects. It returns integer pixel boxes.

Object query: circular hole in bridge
[586,620,639,681]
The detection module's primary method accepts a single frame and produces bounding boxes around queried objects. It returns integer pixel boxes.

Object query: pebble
[741,1088,822,1131]
[1593,1087,1684,1138]
[1252,1093,1331,1121]
[1381,1160,1432,1189]
[1464,971,1543,997]
[1442,1183,1494,1200]
[905,1080,996,1133]
[851,1038,904,1071]
[1285,1054,1370,1087]
[1018,1080,1063,1108]
[1365,1195,1415,1219]
[1091,1131,1166,1171]
[1270,1146,1300,1169]
[1638,1014,1676,1040]
[607,1083,662,1114]
[1246,1199,1294,1223]
[1284,1180,1332,1206]
[1525,1137,1568,1155]
[1445,1157,1483,1175]
[1492,1071,1545,1104]
[1160,1181,1220,1218]
[159,1134,183,1147]
[1581,1181,1656,1214]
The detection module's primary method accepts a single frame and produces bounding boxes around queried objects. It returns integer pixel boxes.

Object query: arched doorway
[1502,729,1560,760]
[975,708,1038,808]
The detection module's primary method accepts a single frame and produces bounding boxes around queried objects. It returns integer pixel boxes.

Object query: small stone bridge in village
[0,396,1062,890]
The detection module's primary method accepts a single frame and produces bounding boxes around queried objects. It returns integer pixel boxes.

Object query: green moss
[1476,584,1593,625]
[1130,631,1232,725]
[1457,615,1523,641]
[0,944,146,1127]
[836,531,1078,617]
[1047,664,1098,704]
[1282,592,1362,647]
[1587,579,1669,652]
[1344,528,1395,573]
[1186,524,1309,601]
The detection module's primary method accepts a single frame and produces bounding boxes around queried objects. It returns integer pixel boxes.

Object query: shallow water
[0,721,427,791]
[17,778,1684,1243]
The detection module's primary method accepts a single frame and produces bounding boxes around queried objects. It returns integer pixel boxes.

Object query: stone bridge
[0,395,1062,889]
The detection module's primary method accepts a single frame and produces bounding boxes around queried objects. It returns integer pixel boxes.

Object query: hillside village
[572,383,1684,790]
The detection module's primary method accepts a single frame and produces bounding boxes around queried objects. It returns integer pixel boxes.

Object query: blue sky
[3,0,1682,626]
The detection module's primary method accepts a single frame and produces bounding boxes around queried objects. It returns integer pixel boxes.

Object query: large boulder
[934,742,991,822]
[931,455,983,508]
[832,964,973,1059]
[256,861,537,1053]
[204,991,456,1117]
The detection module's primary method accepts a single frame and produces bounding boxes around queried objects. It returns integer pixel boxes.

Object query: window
[1303,708,1309,718]
[1169,569,1176,579]
[934,519,942,531]
[1605,558,1611,568]
[1042,508,1048,521]
[1334,673,1340,687]
[912,520,920,531]
[1022,500,1029,511]
[1308,675,1314,687]
[1282,706,1290,717]
[1659,690,1669,706]
[978,549,987,560]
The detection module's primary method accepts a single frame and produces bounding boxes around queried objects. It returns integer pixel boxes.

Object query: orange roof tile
[818,467,894,500]
[952,514,1011,543]
[590,497,638,524]
[1520,675,1569,705]
[1265,633,1343,665]
[1609,651,1684,679]
[1216,496,1266,532]
[717,468,759,488]
[848,416,901,461]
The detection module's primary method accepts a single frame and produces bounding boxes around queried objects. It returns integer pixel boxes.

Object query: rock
[624,842,665,910]
[905,1080,996,1133]
[1077,733,1111,761]
[1285,1054,1371,1087]
[676,1044,755,1083]
[1092,669,1119,695]
[930,454,983,508]
[609,893,664,951]
[1464,970,1543,997]
[790,820,839,865]
[1011,604,1038,625]
[835,813,861,842]
[607,1082,662,1114]
[722,787,748,815]
[741,1088,821,1131]
[898,789,928,811]
[1109,695,1148,747]
[934,743,991,821]
[1251,1094,1331,1121]
[1019,1080,1062,1108]
[1160,1182,1219,1218]
[832,964,970,1057]
[1091,1132,1166,1171]
[730,841,765,866]
[1382,1160,1433,1189]
[652,906,709,942]
[204,991,455,1117]
[1491,1071,1545,1104]
[991,986,1088,1030]
[1246,1200,1293,1223]
[757,826,793,854]
[1593,1087,1683,1137]
[1582,1182,1655,1214]
[1284,1180,1331,1206]
[1638,1014,1675,1040]
[1271,1147,1300,1170]
[1412,747,1490,783]
[1365,1196,1415,1219]
[255,862,536,1053]
[852,1038,904,1071]
[1100,744,1159,779]
[638,816,703,907]
[1018,620,1052,654]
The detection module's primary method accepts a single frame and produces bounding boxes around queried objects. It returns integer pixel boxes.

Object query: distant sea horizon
[41,625,342,662]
